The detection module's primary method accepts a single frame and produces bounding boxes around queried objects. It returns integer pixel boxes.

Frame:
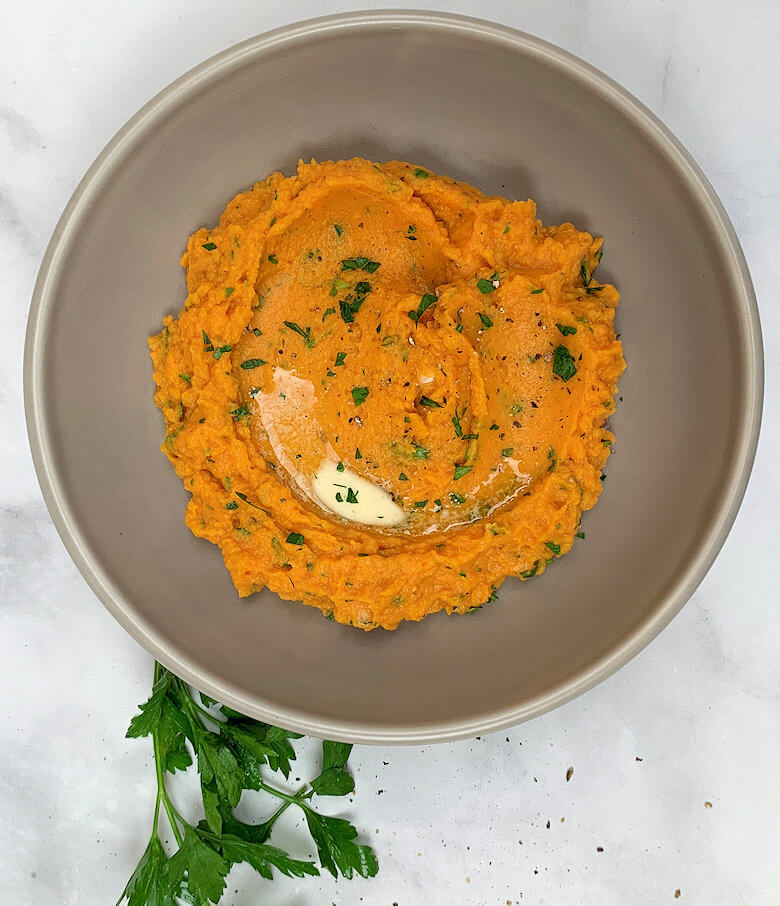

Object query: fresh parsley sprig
[119,663,378,905]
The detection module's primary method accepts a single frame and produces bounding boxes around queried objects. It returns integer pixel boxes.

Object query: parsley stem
[153,724,184,847]
[259,780,308,806]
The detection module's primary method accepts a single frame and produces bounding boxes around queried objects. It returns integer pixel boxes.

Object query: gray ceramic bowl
[25,12,762,743]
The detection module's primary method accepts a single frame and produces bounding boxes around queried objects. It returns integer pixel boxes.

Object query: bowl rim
[24,10,764,744]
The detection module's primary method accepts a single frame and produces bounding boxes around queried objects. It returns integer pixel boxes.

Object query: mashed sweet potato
[150,158,625,630]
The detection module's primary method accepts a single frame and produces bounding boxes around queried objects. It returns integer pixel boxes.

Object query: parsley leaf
[303,810,379,879]
[351,386,369,405]
[413,168,429,178]
[545,541,561,555]
[341,257,380,273]
[202,242,217,251]
[241,358,266,369]
[453,464,472,480]
[419,395,442,408]
[120,664,378,904]
[552,345,577,382]
[284,321,315,348]
[408,292,437,325]
[478,311,493,328]
[286,532,304,546]
[556,324,577,336]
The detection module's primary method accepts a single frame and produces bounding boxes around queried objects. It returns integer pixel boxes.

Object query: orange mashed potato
[150,158,625,630]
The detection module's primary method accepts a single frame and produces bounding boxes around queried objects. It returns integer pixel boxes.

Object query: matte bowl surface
[25,12,762,743]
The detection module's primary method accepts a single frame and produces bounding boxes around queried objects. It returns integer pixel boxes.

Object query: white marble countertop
[2,1,778,903]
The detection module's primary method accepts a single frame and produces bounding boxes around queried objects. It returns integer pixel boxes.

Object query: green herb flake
[450,491,466,504]
[284,321,315,348]
[453,464,472,480]
[351,386,369,406]
[224,501,238,510]
[419,395,442,409]
[413,168,429,178]
[202,331,214,352]
[335,492,343,503]
[334,352,347,367]
[231,405,250,422]
[545,541,561,555]
[355,448,362,459]
[398,472,409,481]
[408,292,437,325]
[478,311,493,328]
[322,307,336,320]
[346,487,359,504]
[201,241,217,251]
[556,324,577,336]
[520,561,539,579]
[552,345,577,382]
[489,423,499,431]
[329,276,351,297]
[286,532,304,546]
[503,223,511,234]
[336,462,345,473]
[333,223,344,237]
[414,500,428,508]
[455,323,464,333]
[268,253,278,264]
[240,358,266,370]
[213,344,233,360]
[341,257,380,273]
[530,287,544,295]
[580,258,592,286]
[576,531,586,539]
[477,278,497,295]
[502,447,514,457]
[412,443,429,460]
[179,373,192,383]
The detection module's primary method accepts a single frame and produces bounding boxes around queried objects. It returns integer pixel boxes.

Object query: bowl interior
[28,15,758,742]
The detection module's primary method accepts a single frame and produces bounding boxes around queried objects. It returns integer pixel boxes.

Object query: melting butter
[251,368,405,528]
[312,460,405,527]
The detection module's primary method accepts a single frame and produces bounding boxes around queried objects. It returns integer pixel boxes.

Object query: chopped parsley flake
[240,358,266,369]
[224,286,235,298]
[286,532,304,546]
[413,168,430,178]
[179,373,191,382]
[341,257,380,273]
[453,464,472,480]
[334,351,346,366]
[284,321,315,348]
[333,223,343,236]
[419,395,442,408]
[552,345,577,381]
[502,447,514,457]
[268,253,278,264]
[478,311,493,328]
[556,324,577,336]
[231,405,250,421]
[351,386,369,406]
[450,491,465,504]
[201,242,217,251]
[346,487,359,504]
[398,472,409,481]
[213,344,232,360]
[545,541,561,555]
[408,292,437,325]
